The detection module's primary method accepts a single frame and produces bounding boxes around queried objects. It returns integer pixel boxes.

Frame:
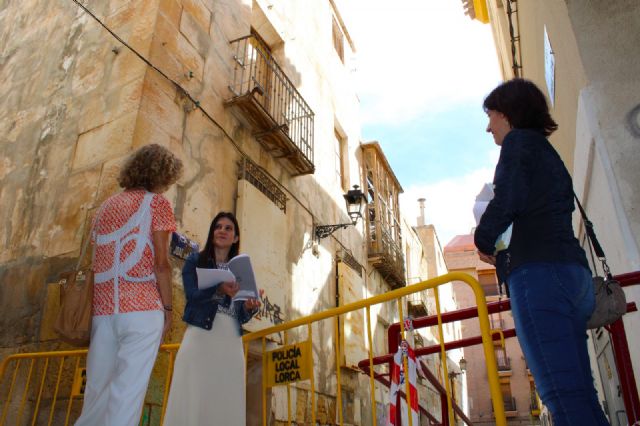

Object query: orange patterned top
[92,190,176,315]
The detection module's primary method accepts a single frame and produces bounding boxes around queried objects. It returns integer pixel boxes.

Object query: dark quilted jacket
[474,128,589,282]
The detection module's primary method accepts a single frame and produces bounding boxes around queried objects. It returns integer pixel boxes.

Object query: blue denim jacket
[181,252,256,334]
[474,129,589,280]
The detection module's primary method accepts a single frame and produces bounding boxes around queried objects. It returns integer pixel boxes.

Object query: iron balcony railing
[492,396,517,413]
[496,355,511,371]
[530,392,540,411]
[407,292,429,317]
[490,317,505,330]
[368,223,406,287]
[228,34,314,168]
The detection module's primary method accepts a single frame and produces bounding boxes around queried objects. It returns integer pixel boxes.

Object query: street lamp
[448,358,466,425]
[448,357,467,378]
[459,357,467,372]
[314,185,367,240]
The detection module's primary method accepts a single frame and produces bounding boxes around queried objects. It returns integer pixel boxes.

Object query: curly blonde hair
[118,144,183,191]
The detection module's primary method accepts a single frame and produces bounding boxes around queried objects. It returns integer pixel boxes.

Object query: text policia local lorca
[272,346,303,383]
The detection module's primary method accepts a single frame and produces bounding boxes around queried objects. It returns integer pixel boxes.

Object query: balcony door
[248,30,274,115]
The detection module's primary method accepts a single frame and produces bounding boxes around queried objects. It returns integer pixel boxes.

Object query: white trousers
[75,310,164,426]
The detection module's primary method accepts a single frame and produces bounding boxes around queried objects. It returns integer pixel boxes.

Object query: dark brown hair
[118,144,183,191]
[483,78,558,136]
[197,212,241,268]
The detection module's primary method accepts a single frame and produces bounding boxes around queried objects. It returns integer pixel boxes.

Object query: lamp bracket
[448,371,463,379]
[314,223,353,240]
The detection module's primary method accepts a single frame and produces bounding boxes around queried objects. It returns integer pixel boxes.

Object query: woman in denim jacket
[474,79,609,426]
[164,212,260,425]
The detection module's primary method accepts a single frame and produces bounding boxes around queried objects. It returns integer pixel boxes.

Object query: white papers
[195,268,235,290]
[195,253,259,301]
[473,183,513,252]
[228,254,259,301]
[473,183,495,224]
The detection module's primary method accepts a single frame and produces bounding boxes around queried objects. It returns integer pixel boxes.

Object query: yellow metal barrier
[241,271,507,426]
[0,349,88,426]
[0,345,180,426]
[0,272,505,425]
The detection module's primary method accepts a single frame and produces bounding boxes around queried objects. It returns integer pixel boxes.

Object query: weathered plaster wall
[485,0,588,171]
[569,0,640,392]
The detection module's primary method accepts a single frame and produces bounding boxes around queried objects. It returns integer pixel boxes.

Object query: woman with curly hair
[76,144,183,426]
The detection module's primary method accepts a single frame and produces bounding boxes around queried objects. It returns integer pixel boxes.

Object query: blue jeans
[508,262,609,426]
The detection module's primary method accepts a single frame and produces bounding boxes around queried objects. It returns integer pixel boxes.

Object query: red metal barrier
[361,329,517,369]
[609,271,640,424]
[359,357,469,425]
[387,299,513,356]
[361,270,640,425]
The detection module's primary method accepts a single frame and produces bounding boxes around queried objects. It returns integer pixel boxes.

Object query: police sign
[71,367,87,396]
[266,341,311,387]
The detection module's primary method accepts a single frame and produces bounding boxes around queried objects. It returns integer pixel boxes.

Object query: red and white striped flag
[388,340,419,425]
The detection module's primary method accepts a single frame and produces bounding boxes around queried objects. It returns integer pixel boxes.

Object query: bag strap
[76,230,92,270]
[76,201,108,270]
[574,193,612,279]
[584,233,600,276]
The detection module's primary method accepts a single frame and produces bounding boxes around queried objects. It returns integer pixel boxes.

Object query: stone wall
[0,0,161,356]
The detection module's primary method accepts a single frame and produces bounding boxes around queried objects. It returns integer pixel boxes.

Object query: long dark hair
[483,78,558,136]
[196,212,241,268]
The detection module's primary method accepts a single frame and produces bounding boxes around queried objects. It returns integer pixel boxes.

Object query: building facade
[0,0,464,424]
[463,1,640,424]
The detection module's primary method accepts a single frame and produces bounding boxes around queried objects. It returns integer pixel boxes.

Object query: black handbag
[574,194,627,329]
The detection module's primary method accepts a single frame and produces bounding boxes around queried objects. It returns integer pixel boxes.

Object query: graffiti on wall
[254,288,284,325]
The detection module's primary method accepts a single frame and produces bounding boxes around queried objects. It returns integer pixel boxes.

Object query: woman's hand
[244,298,261,312]
[478,251,497,266]
[217,281,240,298]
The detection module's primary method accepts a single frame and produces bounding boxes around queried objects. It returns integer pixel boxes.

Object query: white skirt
[163,313,245,426]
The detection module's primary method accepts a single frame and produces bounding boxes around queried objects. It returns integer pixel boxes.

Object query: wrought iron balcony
[530,392,541,415]
[407,293,428,318]
[497,356,512,371]
[361,143,405,288]
[492,396,517,415]
[227,34,314,176]
[367,222,406,288]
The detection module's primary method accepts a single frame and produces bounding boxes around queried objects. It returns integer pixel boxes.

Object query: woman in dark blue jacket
[475,79,608,426]
[164,212,260,425]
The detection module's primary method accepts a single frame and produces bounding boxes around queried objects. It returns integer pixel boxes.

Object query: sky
[344,0,503,247]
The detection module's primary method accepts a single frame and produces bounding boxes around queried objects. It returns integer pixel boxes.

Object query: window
[479,271,500,296]
[405,244,411,282]
[500,380,516,411]
[333,128,348,191]
[495,348,510,370]
[332,16,344,62]
[248,29,273,104]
